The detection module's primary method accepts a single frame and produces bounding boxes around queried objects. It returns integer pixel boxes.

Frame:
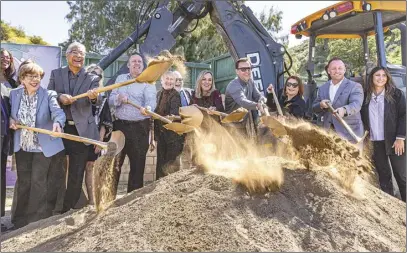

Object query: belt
[67,120,75,126]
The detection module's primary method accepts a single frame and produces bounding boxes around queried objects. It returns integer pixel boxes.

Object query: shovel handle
[270,87,284,116]
[16,125,108,149]
[326,102,367,143]
[195,105,228,117]
[166,115,182,121]
[71,78,139,100]
[125,100,172,124]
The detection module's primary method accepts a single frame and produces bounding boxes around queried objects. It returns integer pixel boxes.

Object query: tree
[62,1,284,62]
[1,20,49,45]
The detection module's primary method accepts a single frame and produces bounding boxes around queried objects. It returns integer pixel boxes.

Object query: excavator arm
[98,0,288,94]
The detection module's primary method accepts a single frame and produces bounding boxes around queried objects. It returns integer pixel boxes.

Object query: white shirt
[329,78,344,102]
[368,90,385,141]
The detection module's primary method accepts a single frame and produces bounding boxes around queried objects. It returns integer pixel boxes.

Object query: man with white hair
[48,42,101,213]
[173,71,192,107]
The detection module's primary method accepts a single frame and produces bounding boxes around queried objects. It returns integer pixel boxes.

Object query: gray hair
[86,64,104,88]
[66,42,86,54]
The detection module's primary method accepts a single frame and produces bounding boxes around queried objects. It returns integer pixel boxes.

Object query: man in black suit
[48,42,101,212]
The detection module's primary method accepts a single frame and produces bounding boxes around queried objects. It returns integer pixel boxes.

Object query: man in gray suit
[312,57,364,143]
[48,42,101,213]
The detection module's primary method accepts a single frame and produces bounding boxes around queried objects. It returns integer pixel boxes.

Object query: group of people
[0,43,405,232]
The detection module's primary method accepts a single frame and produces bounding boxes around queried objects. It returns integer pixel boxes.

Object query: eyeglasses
[286,82,299,88]
[238,67,252,72]
[176,78,183,82]
[69,51,86,57]
[24,75,41,80]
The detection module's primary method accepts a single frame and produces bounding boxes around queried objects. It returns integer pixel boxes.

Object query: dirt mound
[1,164,405,252]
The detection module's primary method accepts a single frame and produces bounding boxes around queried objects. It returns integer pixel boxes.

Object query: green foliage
[1,20,49,45]
[62,1,283,61]
[288,29,402,79]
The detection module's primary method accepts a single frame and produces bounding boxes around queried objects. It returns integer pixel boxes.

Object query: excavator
[96,0,290,97]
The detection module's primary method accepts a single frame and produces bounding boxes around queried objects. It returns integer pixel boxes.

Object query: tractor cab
[290,1,406,119]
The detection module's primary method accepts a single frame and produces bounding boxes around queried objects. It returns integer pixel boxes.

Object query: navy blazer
[10,86,66,157]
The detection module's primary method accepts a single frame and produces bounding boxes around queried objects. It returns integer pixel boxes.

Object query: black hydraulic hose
[177,0,210,20]
[277,48,293,81]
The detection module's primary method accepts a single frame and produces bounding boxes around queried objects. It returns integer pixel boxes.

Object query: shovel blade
[93,130,125,212]
[179,106,204,128]
[164,122,196,134]
[135,61,172,84]
[221,108,248,123]
[261,116,288,137]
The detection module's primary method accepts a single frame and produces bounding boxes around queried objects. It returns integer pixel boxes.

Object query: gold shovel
[259,87,288,137]
[71,55,175,100]
[326,102,368,144]
[16,125,125,212]
[124,100,196,135]
[194,105,248,124]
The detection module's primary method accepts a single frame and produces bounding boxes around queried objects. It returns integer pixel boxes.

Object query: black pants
[156,128,184,180]
[47,151,65,215]
[1,138,7,217]
[62,125,90,212]
[13,150,52,228]
[372,141,406,202]
[114,119,150,193]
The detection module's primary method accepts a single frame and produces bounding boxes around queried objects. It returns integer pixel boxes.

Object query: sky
[1,1,340,49]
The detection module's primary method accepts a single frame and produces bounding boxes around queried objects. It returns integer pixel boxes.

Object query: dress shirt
[368,90,385,141]
[109,73,157,121]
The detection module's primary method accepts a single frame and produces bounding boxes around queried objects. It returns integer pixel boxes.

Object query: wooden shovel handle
[270,87,284,116]
[195,105,228,117]
[71,78,138,100]
[125,100,172,124]
[16,125,108,149]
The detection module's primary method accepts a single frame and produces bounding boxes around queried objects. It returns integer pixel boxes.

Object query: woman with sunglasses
[361,66,406,202]
[266,76,306,118]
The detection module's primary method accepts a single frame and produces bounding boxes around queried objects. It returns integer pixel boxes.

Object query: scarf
[156,89,173,116]
[18,90,40,151]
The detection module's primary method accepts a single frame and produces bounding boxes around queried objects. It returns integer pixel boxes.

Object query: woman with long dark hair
[266,75,306,118]
[0,48,17,88]
[361,66,406,202]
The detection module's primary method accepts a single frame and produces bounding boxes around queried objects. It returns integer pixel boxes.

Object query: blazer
[47,66,101,141]
[312,78,364,142]
[361,89,406,155]
[10,86,66,157]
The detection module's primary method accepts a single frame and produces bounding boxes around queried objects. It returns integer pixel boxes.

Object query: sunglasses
[286,82,299,88]
[238,67,252,72]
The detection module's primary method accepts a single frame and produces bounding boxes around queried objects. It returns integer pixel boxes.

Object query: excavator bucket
[93,130,126,212]
[260,116,287,137]
[221,108,248,123]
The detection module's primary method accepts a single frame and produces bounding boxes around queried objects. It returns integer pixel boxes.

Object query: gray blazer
[224,77,264,114]
[312,78,364,142]
[47,66,101,141]
[10,86,66,157]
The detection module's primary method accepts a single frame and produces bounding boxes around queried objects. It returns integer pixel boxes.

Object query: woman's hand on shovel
[52,122,62,133]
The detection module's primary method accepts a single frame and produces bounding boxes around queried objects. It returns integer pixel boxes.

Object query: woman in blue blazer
[9,60,66,228]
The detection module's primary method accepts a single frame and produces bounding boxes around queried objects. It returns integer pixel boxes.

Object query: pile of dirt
[2,158,406,252]
[2,117,405,252]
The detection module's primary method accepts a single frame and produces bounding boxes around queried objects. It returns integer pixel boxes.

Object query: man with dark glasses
[224,58,265,139]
